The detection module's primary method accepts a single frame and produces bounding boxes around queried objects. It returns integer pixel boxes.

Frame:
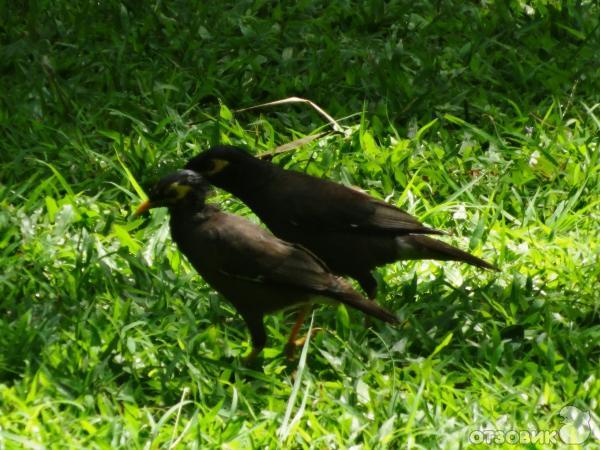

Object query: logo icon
[559,406,591,445]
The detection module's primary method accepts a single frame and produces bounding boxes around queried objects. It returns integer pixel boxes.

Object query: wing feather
[193,211,338,293]
[268,173,443,235]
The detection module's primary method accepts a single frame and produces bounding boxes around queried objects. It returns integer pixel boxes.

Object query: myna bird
[135,170,398,361]
[185,146,498,299]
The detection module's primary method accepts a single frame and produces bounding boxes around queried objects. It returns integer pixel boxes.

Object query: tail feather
[398,235,498,271]
[329,279,399,324]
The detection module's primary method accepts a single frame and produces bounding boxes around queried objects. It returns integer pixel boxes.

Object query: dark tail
[399,235,498,271]
[329,279,399,324]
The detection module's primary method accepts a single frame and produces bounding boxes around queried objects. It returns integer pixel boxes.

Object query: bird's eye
[167,182,191,199]
[204,158,229,175]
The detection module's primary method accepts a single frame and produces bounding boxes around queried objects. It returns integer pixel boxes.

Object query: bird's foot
[283,327,323,360]
[242,348,263,367]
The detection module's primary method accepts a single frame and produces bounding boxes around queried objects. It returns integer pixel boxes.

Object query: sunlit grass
[1,1,599,448]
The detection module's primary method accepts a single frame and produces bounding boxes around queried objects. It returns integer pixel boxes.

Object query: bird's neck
[169,191,208,218]
[216,158,277,195]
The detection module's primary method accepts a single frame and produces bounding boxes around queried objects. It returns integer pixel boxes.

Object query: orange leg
[288,305,311,345]
[284,305,311,358]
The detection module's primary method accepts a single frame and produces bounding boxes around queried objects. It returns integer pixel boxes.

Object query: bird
[135,170,398,361]
[185,145,498,299]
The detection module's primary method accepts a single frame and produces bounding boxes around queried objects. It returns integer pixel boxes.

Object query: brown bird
[135,170,398,361]
[185,146,498,299]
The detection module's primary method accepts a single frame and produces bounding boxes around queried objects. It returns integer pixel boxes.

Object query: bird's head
[185,146,268,189]
[134,170,210,216]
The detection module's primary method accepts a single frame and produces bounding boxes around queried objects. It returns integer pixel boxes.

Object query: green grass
[1,1,599,448]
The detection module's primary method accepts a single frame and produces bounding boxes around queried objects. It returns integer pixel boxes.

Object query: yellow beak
[134,200,153,217]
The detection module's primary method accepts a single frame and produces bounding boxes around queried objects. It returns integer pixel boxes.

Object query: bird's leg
[239,311,266,365]
[284,305,324,359]
[357,272,378,327]
[284,305,311,359]
[243,347,262,365]
[357,272,378,301]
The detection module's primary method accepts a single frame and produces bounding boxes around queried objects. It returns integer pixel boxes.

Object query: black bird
[135,170,398,360]
[186,146,497,299]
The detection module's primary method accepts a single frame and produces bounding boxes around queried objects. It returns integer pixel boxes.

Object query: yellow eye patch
[169,182,192,199]
[206,158,230,175]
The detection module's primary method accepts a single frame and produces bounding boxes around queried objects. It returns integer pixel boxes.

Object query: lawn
[1,1,599,448]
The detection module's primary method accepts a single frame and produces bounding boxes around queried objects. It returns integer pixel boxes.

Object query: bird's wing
[198,211,337,293]
[271,173,442,235]
[187,211,399,324]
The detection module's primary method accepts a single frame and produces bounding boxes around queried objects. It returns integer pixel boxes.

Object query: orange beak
[134,200,153,217]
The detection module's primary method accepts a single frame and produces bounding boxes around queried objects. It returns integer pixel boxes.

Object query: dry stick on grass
[258,132,330,160]
[235,96,344,159]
